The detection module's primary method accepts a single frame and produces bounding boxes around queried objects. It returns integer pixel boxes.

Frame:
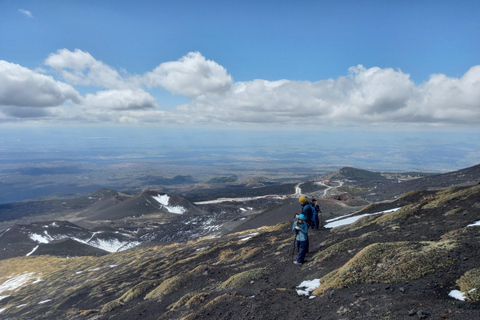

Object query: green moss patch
[314,240,456,295]
[423,185,480,209]
[219,268,268,289]
[144,275,190,301]
[168,292,209,310]
[457,268,480,302]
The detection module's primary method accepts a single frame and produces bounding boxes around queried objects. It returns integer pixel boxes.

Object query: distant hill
[336,166,386,180]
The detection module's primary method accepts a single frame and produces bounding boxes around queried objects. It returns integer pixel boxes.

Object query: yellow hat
[299,196,306,204]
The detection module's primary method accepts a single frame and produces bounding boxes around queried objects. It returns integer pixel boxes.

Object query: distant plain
[1,126,479,203]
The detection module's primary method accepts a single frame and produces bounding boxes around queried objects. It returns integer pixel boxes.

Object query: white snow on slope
[239,232,259,242]
[296,279,320,298]
[467,220,480,227]
[0,272,41,296]
[449,288,477,301]
[29,230,139,253]
[449,290,466,301]
[152,194,186,214]
[29,231,53,243]
[324,208,401,229]
[26,245,39,256]
[71,237,140,253]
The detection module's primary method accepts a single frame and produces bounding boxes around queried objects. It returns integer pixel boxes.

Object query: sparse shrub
[119,280,159,302]
[265,222,290,232]
[373,204,418,225]
[79,309,99,316]
[423,185,480,209]
[444,208,463,216]
[101,300,123,313]
[218,249,235,262]
[190,264,210,275]
[312,237,366,262]
[276,243,289,251]
[239,247,262,260]
[313,240,456,295]
[144,275,189,301]
[168,292,209,310]
[457,268,480,302]
[219,268,268,289]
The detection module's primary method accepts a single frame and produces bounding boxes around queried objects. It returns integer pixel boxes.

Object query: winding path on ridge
[196,180,344,205]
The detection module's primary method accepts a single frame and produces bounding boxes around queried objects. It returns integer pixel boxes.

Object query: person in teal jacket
[292,213,308,264]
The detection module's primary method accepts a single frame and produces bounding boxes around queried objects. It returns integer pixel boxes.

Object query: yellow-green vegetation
[144,275,190,301]
[457,268,480,302]
[313,240,457,295]
[264,221,290,232]
[444,208,464,216]
[218,249,235,263]
[423,184,480,209]
[118,280,159,302]
[219,267,268,289]
[332,204,420,233]
[441,226,480,242]
[371,204,419,225]
[100,300,124,313]
[167,292,209,310]
[312,236,370,263]
[217,247,262,264]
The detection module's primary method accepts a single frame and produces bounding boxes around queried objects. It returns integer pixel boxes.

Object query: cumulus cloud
[45,49,130,89]
[0,60,81,108]
[144,52,233,97]
[176,64,480,127]
[82,89,158,110]
[2,49,480,126]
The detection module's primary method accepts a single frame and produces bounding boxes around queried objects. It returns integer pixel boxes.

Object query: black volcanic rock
[0,183,480,319]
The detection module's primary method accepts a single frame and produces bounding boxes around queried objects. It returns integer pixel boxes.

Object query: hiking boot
[293,261,302,265]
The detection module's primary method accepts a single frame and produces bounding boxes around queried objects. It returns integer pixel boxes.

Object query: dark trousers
[297,240,307,263]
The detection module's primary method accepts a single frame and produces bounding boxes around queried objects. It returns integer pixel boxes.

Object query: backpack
[302,203,316,221]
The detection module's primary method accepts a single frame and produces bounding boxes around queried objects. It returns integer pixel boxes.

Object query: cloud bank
[1,49,479,127]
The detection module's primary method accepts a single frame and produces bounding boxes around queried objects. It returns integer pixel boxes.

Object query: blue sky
[1,0,479,129]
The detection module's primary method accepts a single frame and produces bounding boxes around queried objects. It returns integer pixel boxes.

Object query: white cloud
[176,64,480,127]
[144,51,233,97]
[82,89,158,110]
[2,50,480,127]
[19,9,33,18]
[45,49,131,89]
[0,61,80,108]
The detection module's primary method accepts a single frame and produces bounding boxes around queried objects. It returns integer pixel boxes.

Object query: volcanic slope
[321,164,480,202]
[1,184,479,319]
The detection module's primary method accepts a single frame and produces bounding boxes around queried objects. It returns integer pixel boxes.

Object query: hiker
[299,196,316,229]
[311,198,322,229]
[292,213,308,265]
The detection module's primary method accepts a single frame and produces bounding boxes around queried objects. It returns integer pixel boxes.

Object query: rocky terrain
[0,165,480,319]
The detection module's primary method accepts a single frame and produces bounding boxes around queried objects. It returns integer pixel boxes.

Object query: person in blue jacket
[292,213,308,265]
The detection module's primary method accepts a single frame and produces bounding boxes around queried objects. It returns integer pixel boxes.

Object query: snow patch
[152,194,186,214]
[324,208,401,229]
[29,232,53,244]
[296,279,320,297]
[239,232,259,241]
[449,290,466,301]
[38,299,51,304]
[467,220,480,227]
[0,272,41,294]
[26,245,39,256]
